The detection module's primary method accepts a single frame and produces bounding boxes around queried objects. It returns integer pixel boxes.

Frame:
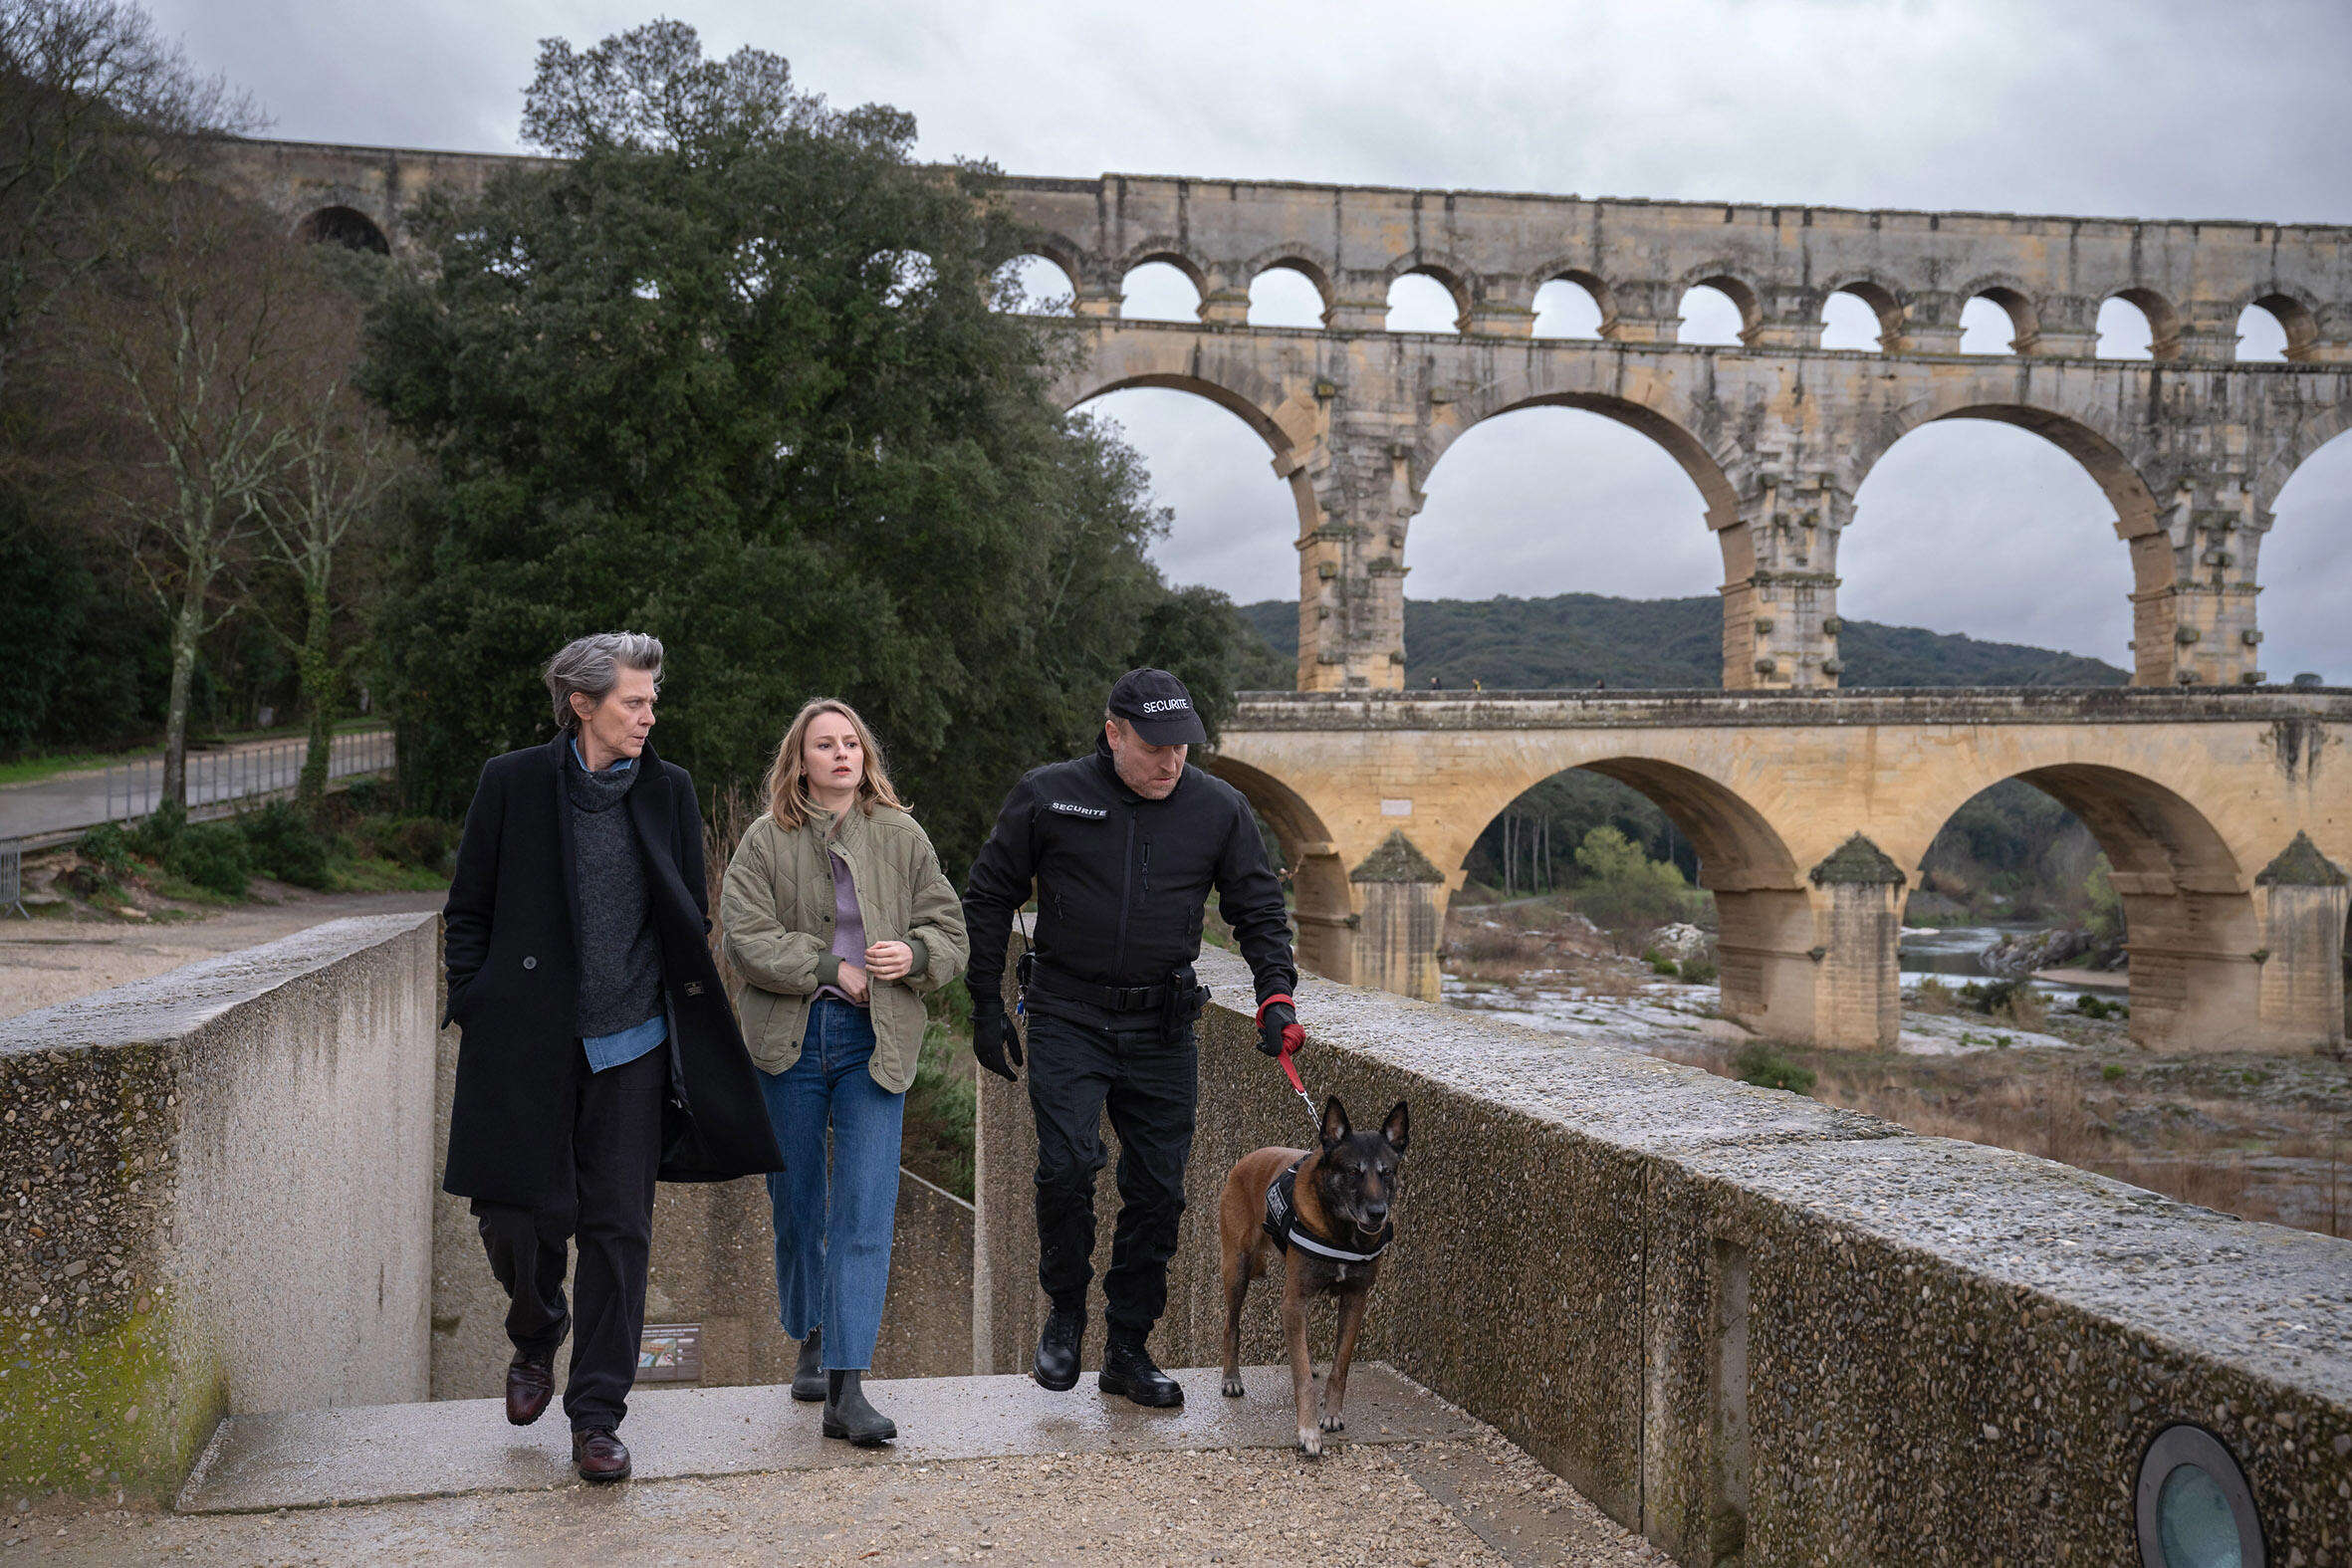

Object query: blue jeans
[759,998,905,1372]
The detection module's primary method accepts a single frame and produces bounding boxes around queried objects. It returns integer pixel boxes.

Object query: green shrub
[386,817,458,869]
[164,820,251,897]
[1911,976,1958,1014]
[239,802,333,889]
[1678,958,1718,986]
[2101,1062,2127,1082]
[1571,826,1705,934]
[77,822,136,877]
[125,799,185,860]
[1648,955,1681,977]
[1732,1043,1815,1096]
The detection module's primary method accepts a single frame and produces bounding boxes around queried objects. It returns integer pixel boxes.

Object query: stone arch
[1457,752,1809,1033]
[1117,243,1213,300]
[1244,248,1337,311]
[1851,396,2173,681]
[1198,754,1355,978]
[2098,286,2181,360]
[1856,395,2165,560]
[2252,396,2352,515]
[1674,266,1763,343]
[1955,276,2039,352]
[1064,368,1294,460]
[1438,388,1743,526]
[295,204,389,254]
[1902,761,2253,1047]
[2235,288,2324,362]
[1527,264,1615,332]
[1815,275,1908,349]
[1381,255,1475,330]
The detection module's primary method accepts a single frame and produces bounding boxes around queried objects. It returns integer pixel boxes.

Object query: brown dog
[1216,1094,1409,1457]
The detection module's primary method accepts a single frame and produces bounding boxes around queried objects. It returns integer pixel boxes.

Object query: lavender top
[815,846,868,1007]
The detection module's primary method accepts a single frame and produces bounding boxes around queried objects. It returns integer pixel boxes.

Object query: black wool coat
[441,733,785,1206]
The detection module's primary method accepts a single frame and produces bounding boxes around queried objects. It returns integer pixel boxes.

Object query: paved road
[0,729,393,843]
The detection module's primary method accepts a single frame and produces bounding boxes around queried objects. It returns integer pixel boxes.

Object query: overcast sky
[154,0,2352,679]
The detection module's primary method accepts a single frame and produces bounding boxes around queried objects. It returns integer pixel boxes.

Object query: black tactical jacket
[962,736,1297,1026]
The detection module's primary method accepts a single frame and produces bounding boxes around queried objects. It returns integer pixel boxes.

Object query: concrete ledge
[979,948,2352,1565]
[0,914,439,1498]
[175,1362,1477,1513]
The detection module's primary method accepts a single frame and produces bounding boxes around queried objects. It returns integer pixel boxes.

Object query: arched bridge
[1208,686,2351,1053]
[220,140,2352,694]
[210,141,2352,1051]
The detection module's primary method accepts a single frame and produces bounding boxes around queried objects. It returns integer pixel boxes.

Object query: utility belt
[1019,951,1210,1037]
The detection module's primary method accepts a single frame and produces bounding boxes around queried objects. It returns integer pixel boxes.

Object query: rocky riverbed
[1441,899,2350,1237]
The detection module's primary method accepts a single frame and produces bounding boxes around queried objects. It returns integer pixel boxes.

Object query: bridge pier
[1710,887,1825,1042]
[2253,833,2349,1051]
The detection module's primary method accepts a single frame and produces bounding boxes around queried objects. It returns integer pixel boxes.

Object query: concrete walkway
[23,1367,1663,1565]
[0,728,393,843]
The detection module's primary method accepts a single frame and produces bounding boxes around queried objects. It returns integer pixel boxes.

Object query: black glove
[1257,1000,1300,1058]
[971,997,1023,1082]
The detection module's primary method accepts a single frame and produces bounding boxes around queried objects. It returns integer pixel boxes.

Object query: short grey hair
[544,632,663,732]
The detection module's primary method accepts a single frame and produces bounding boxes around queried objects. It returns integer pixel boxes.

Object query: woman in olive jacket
[720,697,967,1446]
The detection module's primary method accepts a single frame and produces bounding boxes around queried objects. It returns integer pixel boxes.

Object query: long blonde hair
[765,697,905,830]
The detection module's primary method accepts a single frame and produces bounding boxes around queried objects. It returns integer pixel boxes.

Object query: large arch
[1895,762,2255,1049]
[1850,400,2170,680]
[1199,755,1355,982]
[1451,753,1810,1036]
[296,204,388,254]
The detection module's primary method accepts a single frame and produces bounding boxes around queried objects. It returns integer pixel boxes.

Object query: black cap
[1107,667,1207,746]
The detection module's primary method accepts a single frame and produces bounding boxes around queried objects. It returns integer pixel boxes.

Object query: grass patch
[1732,1042,1816,1095]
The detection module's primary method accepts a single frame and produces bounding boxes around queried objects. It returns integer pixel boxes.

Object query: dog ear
[1319,1095,1350,1148]
[1381,1100,1410,1153]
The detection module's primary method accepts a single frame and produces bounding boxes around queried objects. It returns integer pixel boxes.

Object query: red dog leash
[1255,993,1318,1135]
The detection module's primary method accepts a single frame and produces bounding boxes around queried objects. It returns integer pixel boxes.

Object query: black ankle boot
[1097,1333,1183,1408]
[1034,1305,1084,1391]
[823,1369,896,1446]
[791,1327,824,1403]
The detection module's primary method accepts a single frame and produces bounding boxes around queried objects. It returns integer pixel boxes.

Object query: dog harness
[1263,1157,1393,1264]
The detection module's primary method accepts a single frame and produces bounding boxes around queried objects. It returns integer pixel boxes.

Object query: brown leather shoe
[505,1355,555,1427]
[573,1427,631,1483]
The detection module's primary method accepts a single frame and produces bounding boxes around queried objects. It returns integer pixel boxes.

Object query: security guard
[963,669,1302,1406]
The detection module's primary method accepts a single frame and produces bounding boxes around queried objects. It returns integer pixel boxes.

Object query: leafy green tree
[367,21,1248,868]
[1570,824,1702,933]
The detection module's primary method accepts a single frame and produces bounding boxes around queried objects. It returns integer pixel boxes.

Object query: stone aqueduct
[216,138,2352,1053]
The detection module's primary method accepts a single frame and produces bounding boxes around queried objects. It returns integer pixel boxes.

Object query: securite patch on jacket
[1049,800,1109,818]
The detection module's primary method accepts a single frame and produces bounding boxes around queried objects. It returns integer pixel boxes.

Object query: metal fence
[101,729,395,824]
[1,837,23,918]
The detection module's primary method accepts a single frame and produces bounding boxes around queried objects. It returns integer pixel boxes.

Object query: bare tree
[258,365,401,811]
[81,182,328,807]
[0,0,255,403]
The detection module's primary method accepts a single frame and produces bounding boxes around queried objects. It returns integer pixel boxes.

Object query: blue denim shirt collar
[570,735,634,776]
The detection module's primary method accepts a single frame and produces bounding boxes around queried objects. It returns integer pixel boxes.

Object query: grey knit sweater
[566,752,664,1038]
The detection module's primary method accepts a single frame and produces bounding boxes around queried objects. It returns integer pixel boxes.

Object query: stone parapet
[0,914,440,1498]
[978,947,2352,1564]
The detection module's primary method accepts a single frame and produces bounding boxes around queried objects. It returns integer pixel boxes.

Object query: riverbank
[1442,900,2349,1237]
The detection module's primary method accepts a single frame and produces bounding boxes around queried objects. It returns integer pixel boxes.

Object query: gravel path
[16,1434,1666,1567]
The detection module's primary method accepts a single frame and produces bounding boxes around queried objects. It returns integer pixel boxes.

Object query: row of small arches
[1001,254,2314,362]
[283,203,2316,363]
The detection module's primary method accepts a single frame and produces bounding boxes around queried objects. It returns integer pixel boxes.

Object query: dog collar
[1263,1157,1391,1263]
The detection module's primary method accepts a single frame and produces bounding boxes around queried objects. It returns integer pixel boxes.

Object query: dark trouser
[1025,1009,1198,1340]
[471,1043,665,1432]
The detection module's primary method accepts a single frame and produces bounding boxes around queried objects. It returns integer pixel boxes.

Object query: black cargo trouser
[1025,1008,1198,1340]
[470,1042,665,1432]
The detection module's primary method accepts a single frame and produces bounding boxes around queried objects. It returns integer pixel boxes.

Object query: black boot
[823,1369,896,1446]
[1033,1305,1084,1392]
[791,1327,824,1403]
[1097,1332,1183,1408]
